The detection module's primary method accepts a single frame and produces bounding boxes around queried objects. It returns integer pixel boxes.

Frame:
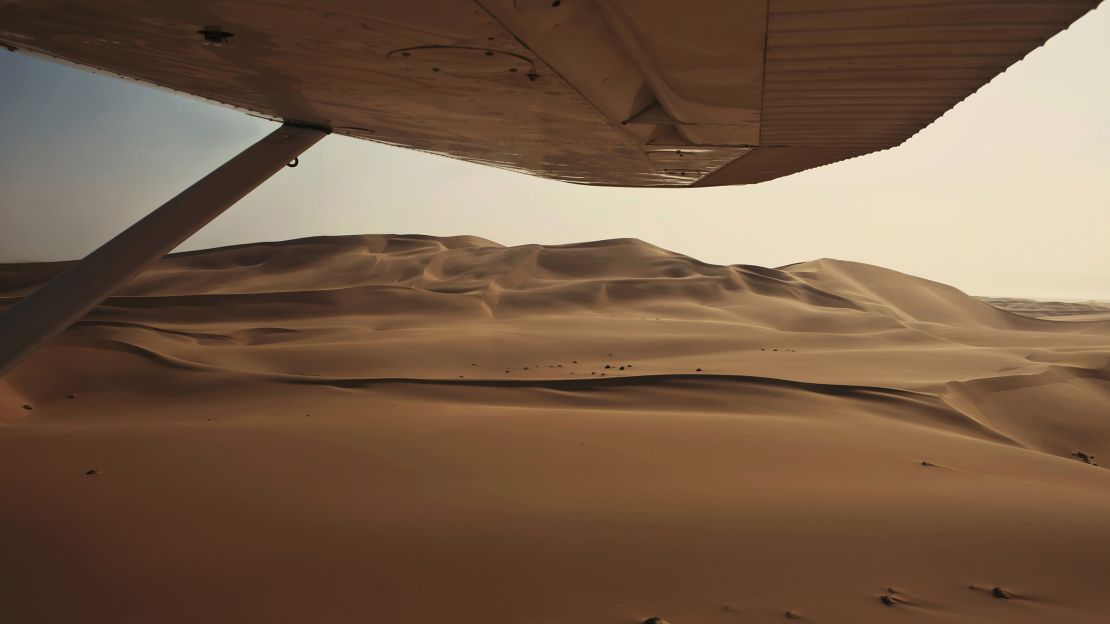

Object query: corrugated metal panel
[698,0,1100,186]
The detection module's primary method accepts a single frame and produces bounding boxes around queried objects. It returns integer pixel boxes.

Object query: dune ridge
[2,235,1109,623]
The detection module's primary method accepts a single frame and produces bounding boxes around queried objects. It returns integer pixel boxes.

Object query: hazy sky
[1,6,1107,299]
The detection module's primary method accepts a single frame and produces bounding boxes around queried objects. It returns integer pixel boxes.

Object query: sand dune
[2,235,1108,623]
[978,296,1110,321]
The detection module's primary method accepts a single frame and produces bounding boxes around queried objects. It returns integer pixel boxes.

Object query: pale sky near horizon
[1,6,1107,299]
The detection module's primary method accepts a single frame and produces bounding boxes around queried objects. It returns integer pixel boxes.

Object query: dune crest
[2,235,1109,623]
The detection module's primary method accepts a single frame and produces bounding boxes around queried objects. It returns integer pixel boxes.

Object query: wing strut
[0,123,328,377]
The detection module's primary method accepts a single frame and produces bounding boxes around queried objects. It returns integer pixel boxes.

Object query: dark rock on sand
[1073,451,1097,465]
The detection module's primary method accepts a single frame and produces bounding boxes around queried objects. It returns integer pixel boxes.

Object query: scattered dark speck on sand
[66,394,76,399]
[880,595,896,606]
[695,368,702,372]
[85,469,98,476]
[991,587,1012,599]
[604,364,611,369]
[619,366,625,370]
[921,461,936,467]
[1073,451,1096,465]
[22,404,32,410]
[572,360,578,363]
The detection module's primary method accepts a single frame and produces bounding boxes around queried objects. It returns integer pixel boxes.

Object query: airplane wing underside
[0,0,1100,187]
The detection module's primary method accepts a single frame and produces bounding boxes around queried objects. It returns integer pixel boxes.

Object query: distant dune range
[977,296,1110,321]
[1,235,1108,623]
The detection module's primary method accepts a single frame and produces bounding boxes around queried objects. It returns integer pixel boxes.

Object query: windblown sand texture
[2,235,1109,623]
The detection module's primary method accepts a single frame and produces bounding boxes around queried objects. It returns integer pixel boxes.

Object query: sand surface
[2,235,1109,623]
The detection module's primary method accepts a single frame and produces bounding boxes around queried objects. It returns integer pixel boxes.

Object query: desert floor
[2,235,1109,623]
